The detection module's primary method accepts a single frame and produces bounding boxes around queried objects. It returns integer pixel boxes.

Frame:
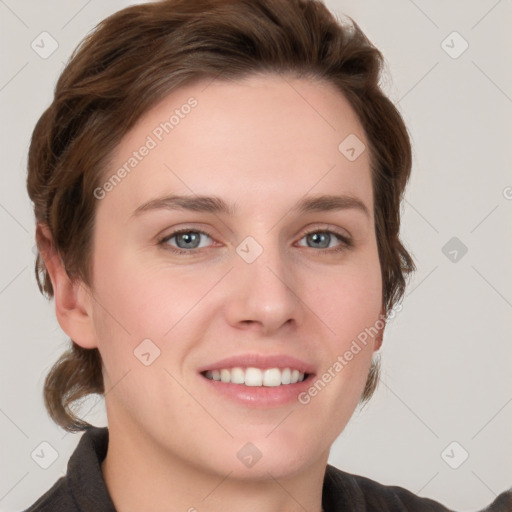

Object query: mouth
[197,353,316,407]
[200,367,313,387]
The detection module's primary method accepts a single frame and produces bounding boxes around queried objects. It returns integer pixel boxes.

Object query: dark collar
[67,427,117,511]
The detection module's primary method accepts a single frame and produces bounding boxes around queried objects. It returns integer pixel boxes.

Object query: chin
[210,433,322,482]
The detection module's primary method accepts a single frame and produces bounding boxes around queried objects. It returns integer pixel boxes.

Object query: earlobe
[36,223,98,349]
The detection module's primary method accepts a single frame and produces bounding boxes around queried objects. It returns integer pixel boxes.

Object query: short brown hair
[27,0,414,432]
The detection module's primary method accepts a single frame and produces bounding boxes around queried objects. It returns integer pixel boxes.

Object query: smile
[202,367,309,387]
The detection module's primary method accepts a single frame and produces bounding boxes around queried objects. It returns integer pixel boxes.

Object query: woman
[24,0,510,510]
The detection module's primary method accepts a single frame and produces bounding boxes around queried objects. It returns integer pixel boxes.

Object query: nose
[223,243,304,336]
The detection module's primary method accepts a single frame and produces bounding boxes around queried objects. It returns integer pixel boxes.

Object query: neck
[101,418,327,512]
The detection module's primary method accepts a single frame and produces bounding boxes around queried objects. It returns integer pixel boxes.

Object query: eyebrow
[131,193,370,218]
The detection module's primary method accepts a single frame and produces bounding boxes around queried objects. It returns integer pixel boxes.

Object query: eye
[159,229,215,252]
[296,229,351,251]
[158,227,352,255]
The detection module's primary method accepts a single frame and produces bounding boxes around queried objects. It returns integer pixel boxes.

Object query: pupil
[177,232,199,249]
[309,232,330,248]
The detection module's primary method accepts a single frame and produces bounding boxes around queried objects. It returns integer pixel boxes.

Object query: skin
[41,73,384,512]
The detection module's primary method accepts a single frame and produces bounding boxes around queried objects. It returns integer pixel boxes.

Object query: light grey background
[1,1,511,511]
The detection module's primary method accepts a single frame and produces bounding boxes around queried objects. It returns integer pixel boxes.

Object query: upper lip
[198,353,316,375]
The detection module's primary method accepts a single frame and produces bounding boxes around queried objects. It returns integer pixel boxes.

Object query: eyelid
[298,223,352,242]
[158,227,216,248]
[296,226,353,249]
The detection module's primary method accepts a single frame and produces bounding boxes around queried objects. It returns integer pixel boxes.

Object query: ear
[373,307,386,352]
[36,223,98,349]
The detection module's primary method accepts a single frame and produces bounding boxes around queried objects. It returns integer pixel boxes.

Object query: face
[84,73,382,479]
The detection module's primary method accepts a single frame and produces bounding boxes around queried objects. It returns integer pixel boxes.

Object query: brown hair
[27,0,414,432]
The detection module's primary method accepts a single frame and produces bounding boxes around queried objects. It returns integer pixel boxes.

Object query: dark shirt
[23,427,511,511]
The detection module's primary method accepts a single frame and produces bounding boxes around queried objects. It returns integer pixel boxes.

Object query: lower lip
[199,373,314,407]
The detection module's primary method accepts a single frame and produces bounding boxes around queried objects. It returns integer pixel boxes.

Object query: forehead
[98,73,372,219]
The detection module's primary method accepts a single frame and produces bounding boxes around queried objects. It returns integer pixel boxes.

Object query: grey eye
[174,231,202,249]
[305,232,333,249]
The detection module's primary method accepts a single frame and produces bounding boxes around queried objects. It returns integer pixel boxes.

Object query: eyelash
[158,227,353,255]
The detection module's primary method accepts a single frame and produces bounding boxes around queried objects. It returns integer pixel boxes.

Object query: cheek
[90,226,165,324]
[304,251,382,394]
[88,240,164,362]
[310,255,383,343]
[89,241,214,368]
[290,259,382,446]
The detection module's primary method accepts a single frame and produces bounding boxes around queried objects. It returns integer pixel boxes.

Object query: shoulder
[22,427,115,512]
[323,464,512,512]
[22,477,75,512]
[322,464,451,511]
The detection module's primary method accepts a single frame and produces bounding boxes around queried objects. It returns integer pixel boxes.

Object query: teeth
[263,368,281,387]
[281,367,291,385]
[230,367,245,384]
[204,367,306,386]
[245,367,262,386]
